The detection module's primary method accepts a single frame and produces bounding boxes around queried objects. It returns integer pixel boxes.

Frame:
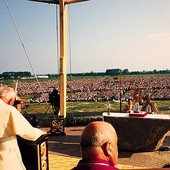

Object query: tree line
[0,71,31,79]
[0,69,169,79]
[67,69,170,77]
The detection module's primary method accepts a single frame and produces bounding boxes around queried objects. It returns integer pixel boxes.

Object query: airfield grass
[22,100,170,115]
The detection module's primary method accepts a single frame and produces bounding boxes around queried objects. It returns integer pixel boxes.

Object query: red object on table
[129,112,148,117]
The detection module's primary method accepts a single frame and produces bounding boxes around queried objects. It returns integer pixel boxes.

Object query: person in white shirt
[133,89,143,113]
[0,86,44,170]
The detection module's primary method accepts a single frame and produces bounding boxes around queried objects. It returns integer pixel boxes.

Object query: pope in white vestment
[0,87,43,170]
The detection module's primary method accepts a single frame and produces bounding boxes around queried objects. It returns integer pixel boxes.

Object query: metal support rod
[119,71,122,113]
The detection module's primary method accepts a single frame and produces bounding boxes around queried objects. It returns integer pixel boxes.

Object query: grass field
[22,100,170,115]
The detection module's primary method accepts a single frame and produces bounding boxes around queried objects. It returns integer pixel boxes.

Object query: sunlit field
[22,100,170,115]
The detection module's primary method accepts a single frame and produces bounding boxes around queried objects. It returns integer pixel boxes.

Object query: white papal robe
[0,99,43,170]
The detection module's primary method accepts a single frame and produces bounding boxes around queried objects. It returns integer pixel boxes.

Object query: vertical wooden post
[28,0,89,119]
[59,0,67,118]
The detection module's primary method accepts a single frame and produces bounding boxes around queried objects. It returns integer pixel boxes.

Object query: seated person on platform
[0,86,44,170]
[141,93,159,114]
[123,98,133,113]
[72,121,118,170]
[133,89,143,113]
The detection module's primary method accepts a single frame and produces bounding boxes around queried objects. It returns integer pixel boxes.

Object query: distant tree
[106,69,122,75]
[0,74,3,79]
[2,72,14,79]
[122,69,129,75]
[2,71,31,79]
[153,69,158,74]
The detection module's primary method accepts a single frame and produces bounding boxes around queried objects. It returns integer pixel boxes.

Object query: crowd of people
[0,84,167,169]
[14,75,169,103]
[0,86,118,170]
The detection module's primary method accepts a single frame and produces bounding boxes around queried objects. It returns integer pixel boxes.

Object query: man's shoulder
[71,159,118,170]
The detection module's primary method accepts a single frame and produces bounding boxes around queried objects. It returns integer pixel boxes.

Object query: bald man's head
[0,86,16,105]
[80,121,118,166]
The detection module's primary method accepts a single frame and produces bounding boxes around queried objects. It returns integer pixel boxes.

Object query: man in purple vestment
[72,121,118,170]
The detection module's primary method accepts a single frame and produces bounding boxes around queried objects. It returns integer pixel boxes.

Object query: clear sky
[1,0,170,74]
